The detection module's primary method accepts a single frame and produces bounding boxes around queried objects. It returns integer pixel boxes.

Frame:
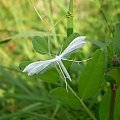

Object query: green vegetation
[0,0,120,120]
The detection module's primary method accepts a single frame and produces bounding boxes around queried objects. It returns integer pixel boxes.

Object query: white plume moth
[23,36,86,90]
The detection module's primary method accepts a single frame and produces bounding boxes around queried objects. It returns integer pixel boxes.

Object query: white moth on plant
[23,36,86,90]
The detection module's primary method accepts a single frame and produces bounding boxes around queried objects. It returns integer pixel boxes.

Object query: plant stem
[68,84,97,120]
[109,84,116,120]
[67,0,73,37]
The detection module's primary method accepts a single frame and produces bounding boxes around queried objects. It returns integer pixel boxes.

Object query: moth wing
[61,36,86,58]
[23,59,53,76]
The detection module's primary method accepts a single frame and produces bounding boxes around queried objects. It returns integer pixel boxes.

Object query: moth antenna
[57,62,68,92]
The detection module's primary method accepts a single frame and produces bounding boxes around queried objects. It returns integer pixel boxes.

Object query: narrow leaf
[19,61,32,71]
[78,49,105,99]
[99,90,111,120]
[114,23,120,56]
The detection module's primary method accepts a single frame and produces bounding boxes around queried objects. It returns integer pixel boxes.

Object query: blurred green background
[0,0,120,119]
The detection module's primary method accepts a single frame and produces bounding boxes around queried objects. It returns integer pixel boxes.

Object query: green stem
[68,84,97,120]
[67,0,73,37]
[109,84,116,120]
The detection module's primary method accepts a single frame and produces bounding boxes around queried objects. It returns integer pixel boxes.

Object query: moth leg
[57,62,68,92]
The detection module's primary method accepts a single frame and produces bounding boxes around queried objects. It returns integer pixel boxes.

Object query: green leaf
[114,86,120,120]
[108,68,120,81]
[70,62,84,73]
[19,61,32,71]
[50,87,81,110]
[62,33,80,51]
[32,36,48,54]
[78,49,105,99]
[38,68,60,83]
[105,74,115,84]
[99,90,111,120]
[67,0,73,37]
[114,23,120,56]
